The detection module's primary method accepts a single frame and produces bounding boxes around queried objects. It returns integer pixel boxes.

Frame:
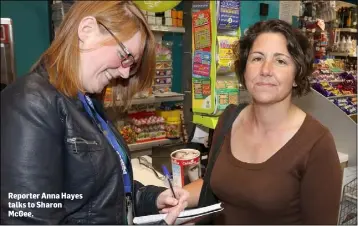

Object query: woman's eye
[252,57,262,62]
[277,59,287,65]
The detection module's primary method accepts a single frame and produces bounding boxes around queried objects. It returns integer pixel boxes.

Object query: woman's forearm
[183,178,203,208]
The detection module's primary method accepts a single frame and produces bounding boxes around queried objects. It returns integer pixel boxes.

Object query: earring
[293,82,298,87]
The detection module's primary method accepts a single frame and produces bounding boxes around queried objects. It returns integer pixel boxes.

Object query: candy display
[129,112,166,143]
[154,41,173,94]
[166,117,181,139]
[332,97,357,115]
[154,77,172,85]
[312,81,342,97]
[152,85,172,94]
[119,125,137,144]
[156,61,172,69]
[156,41,173,62]
[156,104,183,139]
[156,69,172,77]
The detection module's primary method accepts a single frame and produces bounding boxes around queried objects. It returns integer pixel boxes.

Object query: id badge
[126,195,133,224]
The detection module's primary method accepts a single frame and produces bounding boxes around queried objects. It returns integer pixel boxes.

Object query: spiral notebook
[133,203,223,225]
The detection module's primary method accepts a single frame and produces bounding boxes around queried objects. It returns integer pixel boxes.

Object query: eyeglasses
[97,21,138,76]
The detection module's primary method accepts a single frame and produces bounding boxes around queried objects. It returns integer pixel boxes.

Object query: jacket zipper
[66,137,98,145]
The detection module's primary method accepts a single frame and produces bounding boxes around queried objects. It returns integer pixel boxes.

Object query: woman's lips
[104,70,112,80]
[256,82,276,86]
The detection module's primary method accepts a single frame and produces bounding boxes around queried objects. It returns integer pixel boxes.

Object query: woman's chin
[251,94,280,105]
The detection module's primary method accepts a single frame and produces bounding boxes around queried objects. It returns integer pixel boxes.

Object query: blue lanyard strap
[78,93,132,194]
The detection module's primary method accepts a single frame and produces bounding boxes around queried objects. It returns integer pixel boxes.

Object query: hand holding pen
[162,165,177,199]
[156,165,189,224]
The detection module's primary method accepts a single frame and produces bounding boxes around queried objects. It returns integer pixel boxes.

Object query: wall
[1,1,50,77]
[240,1,280,32]
[163,2,184,93]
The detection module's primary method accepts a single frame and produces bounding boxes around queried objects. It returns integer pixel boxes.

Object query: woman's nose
[118,66,130,79]
[260,60,273,76]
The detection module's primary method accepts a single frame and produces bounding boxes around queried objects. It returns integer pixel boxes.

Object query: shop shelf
[327,94,357,99]
[128,138,182,152]
[193,114,219,129]
[328,52,357,57]
[111,92,184,106]
[310,80,344,84]
[349,114,357,123]
[150,25,185,33]
[336,28,357,33]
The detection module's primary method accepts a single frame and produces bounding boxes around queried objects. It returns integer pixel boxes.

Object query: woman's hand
[156,187,189,224]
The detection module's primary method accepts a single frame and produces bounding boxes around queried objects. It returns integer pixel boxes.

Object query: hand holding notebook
[133,203,223,225]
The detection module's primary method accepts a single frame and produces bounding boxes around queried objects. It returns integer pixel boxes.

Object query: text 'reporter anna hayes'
[8,192,83,201]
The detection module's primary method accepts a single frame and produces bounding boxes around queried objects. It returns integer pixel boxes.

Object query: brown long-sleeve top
[210,114,343,225]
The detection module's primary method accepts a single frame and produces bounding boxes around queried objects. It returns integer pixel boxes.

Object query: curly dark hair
[233,19,314,97]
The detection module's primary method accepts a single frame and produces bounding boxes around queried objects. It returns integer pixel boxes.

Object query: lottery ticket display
[191,0,240,119]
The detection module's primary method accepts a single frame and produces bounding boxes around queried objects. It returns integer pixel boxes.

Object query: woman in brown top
[182,20,343,224]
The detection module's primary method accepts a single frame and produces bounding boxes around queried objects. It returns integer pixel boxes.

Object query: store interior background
[1,0,283,79]
[1,0,357,224]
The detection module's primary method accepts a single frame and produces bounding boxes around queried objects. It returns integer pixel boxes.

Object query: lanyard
[78,93,132,195]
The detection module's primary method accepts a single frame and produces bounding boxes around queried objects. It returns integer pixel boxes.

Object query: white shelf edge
[150,25,185,33]
[336,28,357,33]
[310,80,344,84]
[328,52,357,57]
[327,94,357,99]
[128,138,182,151]
[107,92,184,107]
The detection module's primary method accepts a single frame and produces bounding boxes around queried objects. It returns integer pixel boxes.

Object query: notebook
[133,203,223,225]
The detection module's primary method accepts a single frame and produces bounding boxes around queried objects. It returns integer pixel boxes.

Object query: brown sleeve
[300,131,343,225]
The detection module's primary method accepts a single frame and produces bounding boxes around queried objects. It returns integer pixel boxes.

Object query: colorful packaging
[216,36,238,74]
[171,149,201,187]
[154,77,172,85]
[156,69,172,77]
[216,80,239,111]
[166,116,181,139]
[155,41,173,62]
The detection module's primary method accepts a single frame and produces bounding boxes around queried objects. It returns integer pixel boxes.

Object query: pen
[162,165,177,199]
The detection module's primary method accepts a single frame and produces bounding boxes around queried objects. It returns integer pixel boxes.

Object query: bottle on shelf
[339,36,346,52]
[346,8,352,28]
[347,36,353,54]
[336,35,341,52]
[351,7,357,28]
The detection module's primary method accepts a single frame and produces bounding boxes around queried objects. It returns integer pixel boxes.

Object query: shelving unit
[128,138,182,152]
[192,115,219,130]
[336,28,357,33]
[150,25,185,33]
[327,94,357,99]
[328,52,357,57]
[310,80,344,84]
[128,138,184,158]
[124,23,186,156]
[128,92,184,106]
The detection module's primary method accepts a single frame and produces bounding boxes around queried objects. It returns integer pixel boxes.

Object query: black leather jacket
[1,67,167,224]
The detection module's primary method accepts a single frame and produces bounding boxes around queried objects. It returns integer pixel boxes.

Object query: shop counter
[132,152,349,186]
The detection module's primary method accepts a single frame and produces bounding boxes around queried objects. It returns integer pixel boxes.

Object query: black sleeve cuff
[135,182,167,216]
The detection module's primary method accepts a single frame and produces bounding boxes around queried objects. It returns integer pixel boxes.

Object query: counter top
[133,152,349,187]
[132,156,167,187]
